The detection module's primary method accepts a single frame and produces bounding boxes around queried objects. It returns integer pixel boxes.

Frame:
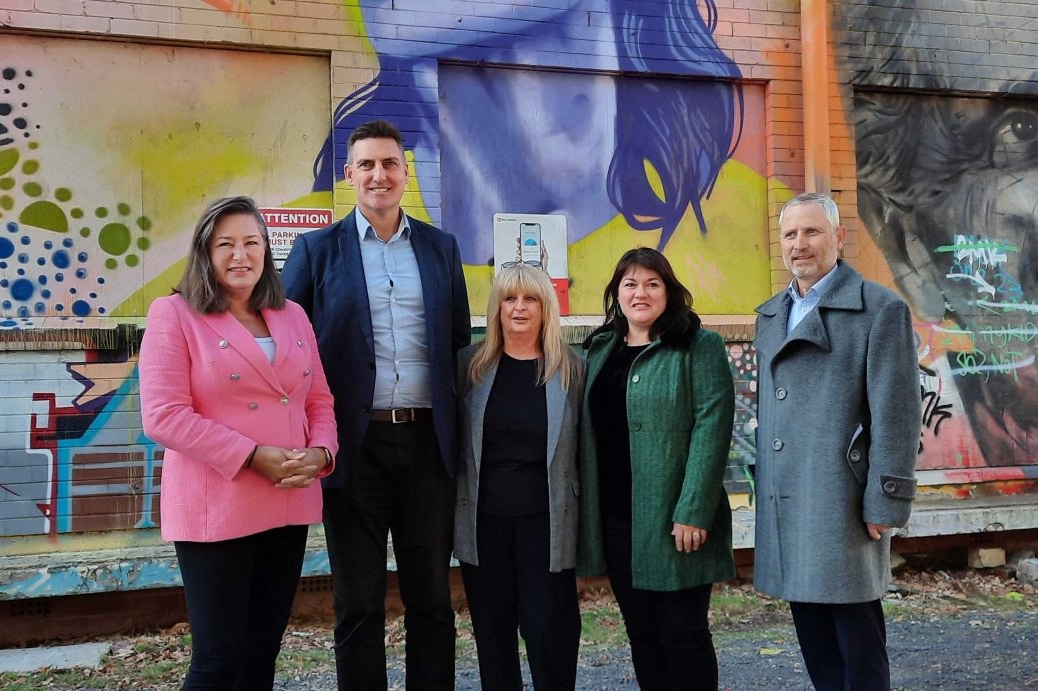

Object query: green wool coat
[577,328,736,591]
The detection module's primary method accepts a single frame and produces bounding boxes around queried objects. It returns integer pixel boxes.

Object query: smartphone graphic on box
[519,222,541,265]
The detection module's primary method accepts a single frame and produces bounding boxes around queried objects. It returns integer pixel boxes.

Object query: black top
[588,342,650,520]
[479,354,549,516]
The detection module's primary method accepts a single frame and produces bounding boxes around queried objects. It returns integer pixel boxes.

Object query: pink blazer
[139,294,338,542]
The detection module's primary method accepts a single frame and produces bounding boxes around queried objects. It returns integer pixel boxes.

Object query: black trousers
[174,524,308,691]
[460,511,580,691]
[323,418,456,690]
[603,513,718,691]
[789,600,890,691]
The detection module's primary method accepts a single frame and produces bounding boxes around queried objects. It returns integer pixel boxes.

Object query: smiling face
[618,266,667,332]
[499,289,544,343]
[209,212,266,301]
[345,136,409,222]
[780,202,846,295]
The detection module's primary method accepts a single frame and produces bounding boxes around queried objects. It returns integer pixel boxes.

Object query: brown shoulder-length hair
[588,247,701,347]
[174,196,285,314]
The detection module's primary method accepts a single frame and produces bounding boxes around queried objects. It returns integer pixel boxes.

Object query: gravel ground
[4,566,1036,690]
[274,609,1038,690]
[272,569,1038,691]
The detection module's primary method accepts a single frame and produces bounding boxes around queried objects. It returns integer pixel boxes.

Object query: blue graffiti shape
[312,0,743,261]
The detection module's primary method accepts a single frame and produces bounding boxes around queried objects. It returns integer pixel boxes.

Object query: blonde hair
[469,264,580,389]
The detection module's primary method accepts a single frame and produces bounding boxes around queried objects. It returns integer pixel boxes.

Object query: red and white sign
[260,207,333,265]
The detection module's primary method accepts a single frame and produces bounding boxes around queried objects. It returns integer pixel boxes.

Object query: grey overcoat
[453,345,584,572]
[753,261,921,603]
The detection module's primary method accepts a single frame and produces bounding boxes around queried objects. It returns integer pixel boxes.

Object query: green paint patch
[70,207,84,219]
[137,216,152,231]
[22,181,42,197]
[20,159,39,175]
[95,207,108,218]
[0,178,12,190]
[0,196,12,211]
[137,237,151,250]
[19,200,68,232]
[55,187,72,202]
[0,148,18,176]
[125,254,139,267]
[99,222,131,255]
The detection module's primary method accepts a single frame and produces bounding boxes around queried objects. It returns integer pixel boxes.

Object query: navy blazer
[281,209,471,487]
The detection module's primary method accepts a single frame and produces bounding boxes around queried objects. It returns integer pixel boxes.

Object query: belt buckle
[391,408,412,424]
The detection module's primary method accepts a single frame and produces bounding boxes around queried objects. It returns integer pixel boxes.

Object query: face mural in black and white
[839,0,1038,467]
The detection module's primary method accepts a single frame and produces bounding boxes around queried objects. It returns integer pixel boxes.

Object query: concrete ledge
[0,530,338,600]
[0,319,139,351]
[732,494,1038,549]
[4,494,1036,600]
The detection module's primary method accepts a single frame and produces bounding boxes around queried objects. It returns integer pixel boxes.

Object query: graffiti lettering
[938,234,1014,266]
[922,388,953,438]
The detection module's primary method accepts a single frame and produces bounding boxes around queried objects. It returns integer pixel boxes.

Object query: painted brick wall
[0,1,802,548]
[837,0,1038,95]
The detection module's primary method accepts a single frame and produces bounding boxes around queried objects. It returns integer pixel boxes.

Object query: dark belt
[369,408,432,424]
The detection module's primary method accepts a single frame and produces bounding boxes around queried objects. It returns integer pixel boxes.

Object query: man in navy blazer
[282,119,470,689]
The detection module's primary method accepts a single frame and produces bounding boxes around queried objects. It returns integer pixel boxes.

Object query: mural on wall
[0,338,758,537]
[727,341,757,494]
[839,1,1038,475]
[0,342,156,537]
[0,34,330,538]
[323,0,772,314]
[0,34,330,323]
[0,3,772,538]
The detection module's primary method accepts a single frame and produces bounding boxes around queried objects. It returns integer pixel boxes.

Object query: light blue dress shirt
[356,209,431,409]
[786,263,840,336]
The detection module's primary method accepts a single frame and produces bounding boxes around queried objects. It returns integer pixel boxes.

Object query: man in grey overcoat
[753,192,921,691]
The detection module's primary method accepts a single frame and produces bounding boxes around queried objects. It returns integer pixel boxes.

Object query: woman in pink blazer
[139,196,337,690]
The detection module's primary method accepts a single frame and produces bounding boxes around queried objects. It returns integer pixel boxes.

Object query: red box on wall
[551,278,570,316]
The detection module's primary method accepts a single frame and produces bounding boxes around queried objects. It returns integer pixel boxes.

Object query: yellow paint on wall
[644,158,666,203]
[343,0,376,55]
[567,158,771,315]
[112,257,186,317]
[282,191,334,210]
[464,263,495,314]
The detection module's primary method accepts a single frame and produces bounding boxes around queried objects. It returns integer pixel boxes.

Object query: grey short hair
[779,192,841,231]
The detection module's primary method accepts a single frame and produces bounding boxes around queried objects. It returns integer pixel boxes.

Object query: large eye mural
[843,1,1038,472]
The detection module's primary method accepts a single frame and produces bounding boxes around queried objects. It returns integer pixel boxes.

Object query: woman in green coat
[578,248,735,690]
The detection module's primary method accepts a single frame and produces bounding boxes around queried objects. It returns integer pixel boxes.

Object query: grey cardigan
[453,345,584,572]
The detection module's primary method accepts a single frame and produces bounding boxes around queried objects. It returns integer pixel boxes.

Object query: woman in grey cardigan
[454,263,585,690]
[578,248,736,690]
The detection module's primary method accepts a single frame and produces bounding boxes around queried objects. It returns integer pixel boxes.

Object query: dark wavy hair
[588,247,702,347]
[174,196,285,314]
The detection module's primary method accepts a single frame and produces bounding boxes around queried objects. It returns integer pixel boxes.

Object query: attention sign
[260,207,333,267]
